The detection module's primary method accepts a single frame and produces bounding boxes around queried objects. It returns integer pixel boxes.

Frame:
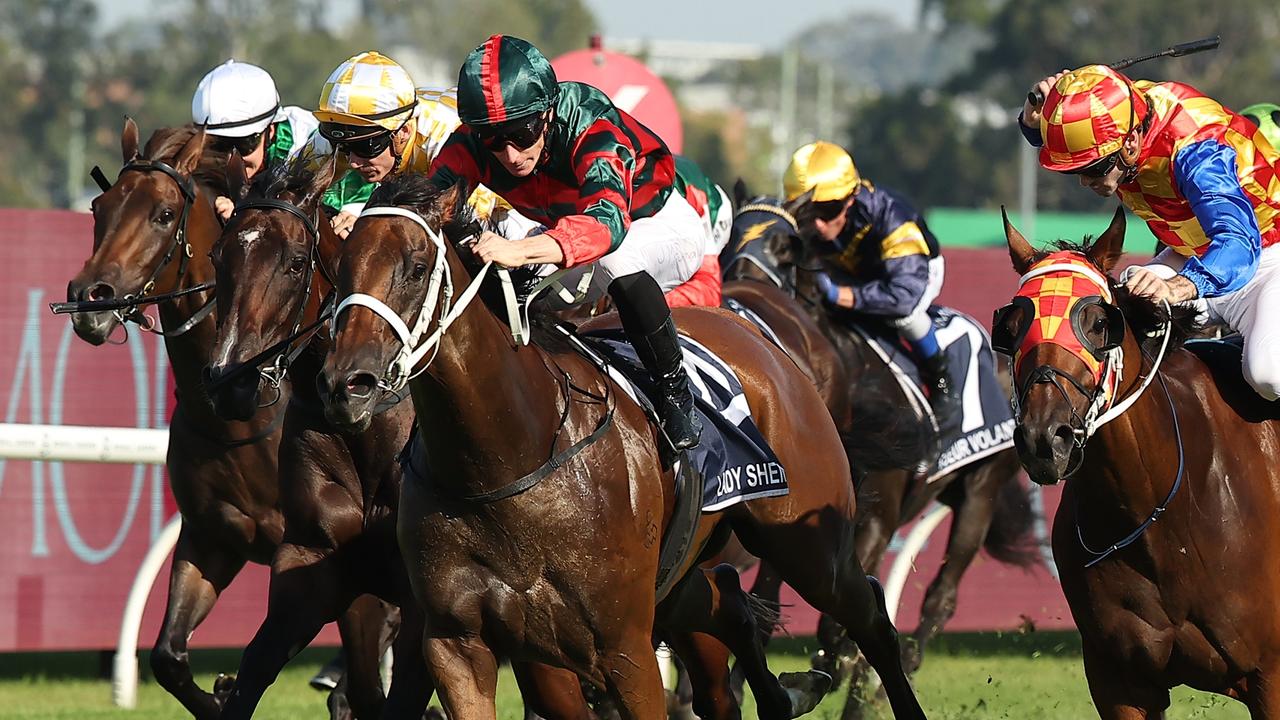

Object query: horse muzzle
[203,364,263,422]
[66,279,122,345]
[1013,421,1077,485]
[318,367,379,432]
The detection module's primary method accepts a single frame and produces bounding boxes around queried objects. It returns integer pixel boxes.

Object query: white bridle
[333,206,590,394]
[1014,260,1171,439]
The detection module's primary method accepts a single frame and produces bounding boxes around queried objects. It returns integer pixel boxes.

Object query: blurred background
[12,0,1279,213]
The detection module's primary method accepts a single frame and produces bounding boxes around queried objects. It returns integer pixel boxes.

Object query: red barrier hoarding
[0,209,1067,653]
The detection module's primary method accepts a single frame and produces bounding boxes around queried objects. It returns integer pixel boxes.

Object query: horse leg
[220,546,358,719]
[597,630,668,720]
[663,631,736,720]
[422,634,500,720]
[334,594,391,720]
[511,662,592,719]
[149,524,247,720]
[1245,669,1280,720]
[382,602,436,720]
[1083,646,1169,719]
[906,482,994,675]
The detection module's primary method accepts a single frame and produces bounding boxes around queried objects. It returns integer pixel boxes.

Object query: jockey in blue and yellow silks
[783,141,959,423]
[1020,64,1280,400]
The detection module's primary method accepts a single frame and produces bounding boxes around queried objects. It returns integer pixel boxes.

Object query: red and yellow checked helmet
[1039,65,1146,173]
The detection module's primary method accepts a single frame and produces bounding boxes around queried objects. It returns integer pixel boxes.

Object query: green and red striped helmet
[458,34,560,127]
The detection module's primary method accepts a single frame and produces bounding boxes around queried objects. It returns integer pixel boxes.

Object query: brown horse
[317,175,926,720]
[998,207,1280,719]
[64,121,289,719]
[723,193,1034,716]
[200,156,438,720]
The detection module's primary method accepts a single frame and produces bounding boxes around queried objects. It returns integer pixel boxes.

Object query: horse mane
[1032,239,1202,351]
[140,124,230,197]
[245,154,317,202]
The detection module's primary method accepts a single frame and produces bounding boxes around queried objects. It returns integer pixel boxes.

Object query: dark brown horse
[64,121,287,719]
[998,208,1280,719]
[317,175,926,720]
[200,156,429,720]
[723,192,1034,715]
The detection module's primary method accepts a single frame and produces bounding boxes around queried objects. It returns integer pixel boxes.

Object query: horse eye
[156,208,175,225]
[288,256,308,274]
[410,262,428,281]
[1092,315,1107,332]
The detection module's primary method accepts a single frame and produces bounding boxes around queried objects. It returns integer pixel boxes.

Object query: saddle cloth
[850,306,1015,480]
[570,327,790,512]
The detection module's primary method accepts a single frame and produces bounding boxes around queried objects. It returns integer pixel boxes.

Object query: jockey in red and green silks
[666,155,733,308]
[428,34,707,450]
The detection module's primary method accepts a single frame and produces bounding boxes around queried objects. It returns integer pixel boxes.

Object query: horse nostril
[344,371,377,399]
[85,282,116,301]
[1053,424,1074,450]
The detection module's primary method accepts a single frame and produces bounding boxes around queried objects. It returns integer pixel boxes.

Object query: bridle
[204,195,333,405]
[50,158,216,337]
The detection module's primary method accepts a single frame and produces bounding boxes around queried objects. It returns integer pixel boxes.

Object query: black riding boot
[610,272,703,451]
[921,352,960,427]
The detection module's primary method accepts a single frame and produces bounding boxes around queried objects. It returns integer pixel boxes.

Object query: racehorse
[998,208,1280,719]
[723,189,1034,714]
[316,175,927,720]
[63,121,291,719]
[201,155,443,720]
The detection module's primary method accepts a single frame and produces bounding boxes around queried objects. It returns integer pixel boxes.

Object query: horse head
[722,186,814,294]
[203,154,338,421]
[67,119,219,344]
[319,175,471,431]
[994,207,1197,485]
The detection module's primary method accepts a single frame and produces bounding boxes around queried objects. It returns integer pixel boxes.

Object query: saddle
[1184,336,1280,423]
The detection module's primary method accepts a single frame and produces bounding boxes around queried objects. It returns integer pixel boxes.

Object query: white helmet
[192,59,280,137]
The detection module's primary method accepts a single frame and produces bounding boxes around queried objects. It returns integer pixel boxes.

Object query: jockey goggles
[472,111,549,152]
[319,121,403,159]
[1068,152,1121,179]
[812,198,849,222]
[209,131,265,158]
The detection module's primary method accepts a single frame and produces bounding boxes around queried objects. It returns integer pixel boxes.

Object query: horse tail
[840,400,936,473]
[981,470,1041,569]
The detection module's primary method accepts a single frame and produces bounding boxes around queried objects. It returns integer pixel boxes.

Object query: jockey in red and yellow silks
[1020,64,1280,400]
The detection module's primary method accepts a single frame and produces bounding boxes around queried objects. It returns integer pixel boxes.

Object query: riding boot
[921,352,961,427]
[609,271,703,451]
[629,316,704,451]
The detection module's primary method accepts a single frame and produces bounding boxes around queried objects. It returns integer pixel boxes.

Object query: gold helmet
[315,51,417,133]
[784,141,860,202]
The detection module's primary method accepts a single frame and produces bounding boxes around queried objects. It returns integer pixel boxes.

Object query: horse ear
[1087,205,1127,274]
[122,117,139,163]
[435,179,468,225]
[301,155,338,209]
[785,189,816,229]
[733,178,750,208]
[1002,205,1036,274]
[174,127,207,176]
[225,151,249,201]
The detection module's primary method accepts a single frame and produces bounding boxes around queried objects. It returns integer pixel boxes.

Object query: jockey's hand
[1125,268,1198,304]
[214,196,235,221]
[815,272,856,309]
[1022,70,1070,128]
[471,230,565,269]
[331,211,358,239]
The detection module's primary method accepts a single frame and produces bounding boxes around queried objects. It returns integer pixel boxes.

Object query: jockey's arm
[842,253,931,316]
[1173,140,1263,298]
[538,126,634,268]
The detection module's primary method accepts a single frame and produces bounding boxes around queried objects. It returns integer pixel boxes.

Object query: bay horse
[723,191,1034,712]
[997,207,1280,719]
[201,156,443,720]
[317,175,926,720]
[63,121,290,719]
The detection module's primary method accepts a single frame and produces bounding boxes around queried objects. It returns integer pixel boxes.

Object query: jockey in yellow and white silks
[1020,64,1280,400]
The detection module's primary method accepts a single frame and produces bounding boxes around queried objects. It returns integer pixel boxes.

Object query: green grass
[0,633,1248,719]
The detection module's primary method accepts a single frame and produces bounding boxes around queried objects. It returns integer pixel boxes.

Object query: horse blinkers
[991,295,1124,363]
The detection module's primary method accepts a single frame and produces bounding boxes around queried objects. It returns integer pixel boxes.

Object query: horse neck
[407,255,566,491]
[157,186,222,410]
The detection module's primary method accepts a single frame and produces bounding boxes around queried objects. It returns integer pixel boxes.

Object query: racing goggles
[473,112,549,152]
[811,199,848,222]
[319,123,397,159]
[1069,152,1121,179]
[209,132,265,158]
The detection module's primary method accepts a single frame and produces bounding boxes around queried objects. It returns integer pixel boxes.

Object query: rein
[54,159,214,338]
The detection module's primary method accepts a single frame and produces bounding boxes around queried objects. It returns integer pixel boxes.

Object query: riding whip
[1027,35,1220,107]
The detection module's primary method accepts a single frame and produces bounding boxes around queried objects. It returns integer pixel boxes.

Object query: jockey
[666,155,733,307]
[428,34,706,451]
[1240,103,1280,153]
[308,51,513,238]
[191,59,319,220]
[1020,65,1280,400]
[783,141,959,422]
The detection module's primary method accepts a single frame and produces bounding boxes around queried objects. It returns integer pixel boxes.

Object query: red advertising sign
[0,210,1067,651]
[552,46,684,153]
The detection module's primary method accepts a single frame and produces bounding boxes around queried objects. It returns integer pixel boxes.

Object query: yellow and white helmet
[315,52,418,134]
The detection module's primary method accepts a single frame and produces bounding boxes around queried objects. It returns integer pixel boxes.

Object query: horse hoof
[213,673,236,703]
[780,670,832,717]
[810,649,855,689]
[423,706,447,720]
